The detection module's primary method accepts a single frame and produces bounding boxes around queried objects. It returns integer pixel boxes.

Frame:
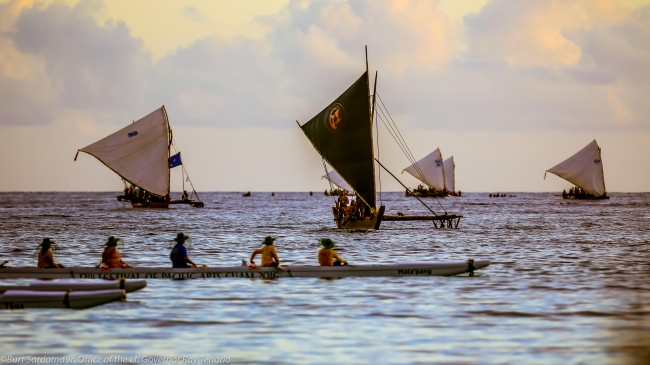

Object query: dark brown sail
[299,71,376,209]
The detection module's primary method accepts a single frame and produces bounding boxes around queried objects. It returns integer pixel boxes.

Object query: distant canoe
[545,140,609,199]
[0,260,490,279]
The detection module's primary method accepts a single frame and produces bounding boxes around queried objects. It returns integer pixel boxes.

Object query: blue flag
[169,152,182,168]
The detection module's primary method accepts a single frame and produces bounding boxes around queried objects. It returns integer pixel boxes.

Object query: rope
[375,93,447,214]
[322,158,338,205]
[170,139,202,203]
[376,95,428,184]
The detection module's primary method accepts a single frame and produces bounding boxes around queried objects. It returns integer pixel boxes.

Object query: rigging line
[171,137,201,202]
[374,102,428,182]
[374,158,441,216]
[321,158,337,205]
[375,109,429,187]
[374,111,419,174]
[376,105,428,187]
[376,94,429,183]
[374,105,413,166]
[376,94,447,214]
[377,93,420,163]
[374,101,414,165]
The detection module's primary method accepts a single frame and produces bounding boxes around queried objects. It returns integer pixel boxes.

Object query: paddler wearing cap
[101,236,133,269]
[37,238,65,269]
[170,232,200,268]
[318,238,351,267]
[250,236,282,268]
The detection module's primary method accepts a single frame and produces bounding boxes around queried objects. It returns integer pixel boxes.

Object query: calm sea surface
[0,192,649,364]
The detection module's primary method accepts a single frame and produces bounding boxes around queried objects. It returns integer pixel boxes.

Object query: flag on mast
[169,152,182,168]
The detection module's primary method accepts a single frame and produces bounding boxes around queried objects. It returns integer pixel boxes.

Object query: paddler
[37,238,65,268]
[318,238,350,267]
[249,236,282,267]
[101,236,133,268]
[170,232,200,268]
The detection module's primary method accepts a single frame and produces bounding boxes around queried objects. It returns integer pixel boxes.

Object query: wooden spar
[372,71,378,124]
[365,45,369,74]
[374,158,439,216]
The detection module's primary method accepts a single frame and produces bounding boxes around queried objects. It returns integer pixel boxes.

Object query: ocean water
[0,192,649,364]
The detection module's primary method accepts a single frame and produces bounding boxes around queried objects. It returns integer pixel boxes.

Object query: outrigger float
[1,289,126,310]
[0,259,490,280]
[0,279,147,293]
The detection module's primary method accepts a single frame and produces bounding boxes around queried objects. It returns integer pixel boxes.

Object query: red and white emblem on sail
[325,103,347,133]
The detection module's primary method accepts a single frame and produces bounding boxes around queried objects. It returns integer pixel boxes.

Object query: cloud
[0,0,648,133]
[180,5,210,24]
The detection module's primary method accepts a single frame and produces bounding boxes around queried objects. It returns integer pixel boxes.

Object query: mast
[162,105,171,196]
[599,145,606,195]
[366,45,377,210]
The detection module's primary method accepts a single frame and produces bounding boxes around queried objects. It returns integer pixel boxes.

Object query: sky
[0,0,649,193]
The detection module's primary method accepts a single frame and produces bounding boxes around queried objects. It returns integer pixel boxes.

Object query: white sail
[403,148,446,190]
[443,156,455,193]
[545,140,606,196]
[322,170,352,192]
[79,107,170,197]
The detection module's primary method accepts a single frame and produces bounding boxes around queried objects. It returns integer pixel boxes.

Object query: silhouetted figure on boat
[170,233,199,268]
[250,236,282,268]
[37,238,64,269]
[318,238,349,267]
[101,236,132,269]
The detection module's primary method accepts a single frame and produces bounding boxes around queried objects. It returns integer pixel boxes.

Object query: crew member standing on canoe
[318,238,349,267]
[170,233,198,268]
[101,236,133,268]
[250,236,281,267]
[37,238,65,268]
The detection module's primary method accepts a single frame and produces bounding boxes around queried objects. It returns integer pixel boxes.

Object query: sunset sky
[0,0,648,192]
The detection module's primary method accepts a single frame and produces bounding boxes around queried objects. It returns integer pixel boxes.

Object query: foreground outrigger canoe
[0,259,490,280]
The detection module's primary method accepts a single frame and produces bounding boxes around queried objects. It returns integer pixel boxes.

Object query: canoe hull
[1,289,126,310]
[562,194,609,200]
[333,206,385,230]
[0,260,490,280]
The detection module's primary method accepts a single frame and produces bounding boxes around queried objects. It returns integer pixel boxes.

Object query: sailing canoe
[0,260,490,280]
[1,289,126,310]
[403,148,447,196]
[76,106,203,208]
[298,71,386,229]
[545,140,608,199]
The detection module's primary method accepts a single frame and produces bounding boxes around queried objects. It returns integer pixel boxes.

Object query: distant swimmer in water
[318,238,352,267]
[37,238,64,269]
[101,236,133,269]
[250,236,282,268]
[170,233,200,268]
